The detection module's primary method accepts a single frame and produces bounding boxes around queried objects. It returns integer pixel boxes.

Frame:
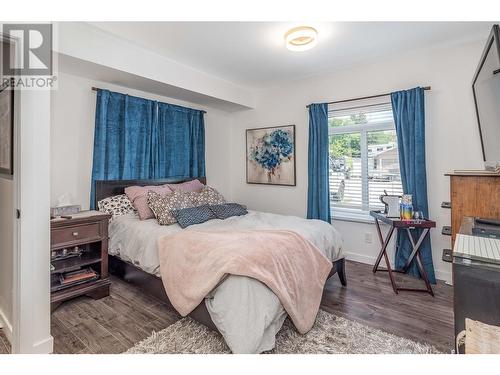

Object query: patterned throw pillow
[172,205,217,228]
[124,184,173,220]
[209,203,248,220]
[147,190,195,225]
[193,186,226,206]
[97,194,135,217]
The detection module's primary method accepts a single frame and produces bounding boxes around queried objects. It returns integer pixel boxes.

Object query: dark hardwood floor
[0,328,10,354]
[322,260,454,352]
[50,277,181,354]
[0,260,454,354]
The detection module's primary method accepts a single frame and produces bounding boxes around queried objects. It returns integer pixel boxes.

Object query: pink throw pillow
[125,185,173,220]
[167,179,205,193]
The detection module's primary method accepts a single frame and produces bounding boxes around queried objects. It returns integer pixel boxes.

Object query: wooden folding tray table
[370,210,436,296]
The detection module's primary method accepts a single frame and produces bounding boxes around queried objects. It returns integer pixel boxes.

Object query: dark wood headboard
[94,177,207,208]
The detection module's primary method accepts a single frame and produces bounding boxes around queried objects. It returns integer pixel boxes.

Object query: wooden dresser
[446,172,500,248]
[50,211,111,310]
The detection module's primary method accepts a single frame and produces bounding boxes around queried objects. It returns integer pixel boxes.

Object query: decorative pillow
[172,205,217,228]
[124,185,173,220]
[209,203,248,220]
[147,190,195,225]
[97,194,135,217]
[193,186,226,206]
[167,179,205,193]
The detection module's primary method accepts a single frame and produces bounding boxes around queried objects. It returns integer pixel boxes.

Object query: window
[328,99,403,219]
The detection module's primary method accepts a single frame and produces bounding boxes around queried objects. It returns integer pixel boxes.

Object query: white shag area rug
[126,310,443,354]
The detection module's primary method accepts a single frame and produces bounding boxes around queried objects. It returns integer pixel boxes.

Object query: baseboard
[344,251,380,267]
[0,309,53,353]
[31,335,54,354]
[344,251,452,283]
[0,308,13,344]
[435,269,452,284]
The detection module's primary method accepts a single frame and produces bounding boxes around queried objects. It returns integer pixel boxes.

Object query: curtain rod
[91,86,207,114]
[306,86,431,108]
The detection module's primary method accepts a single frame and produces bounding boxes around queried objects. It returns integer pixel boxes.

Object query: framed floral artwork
[246,125,296,186]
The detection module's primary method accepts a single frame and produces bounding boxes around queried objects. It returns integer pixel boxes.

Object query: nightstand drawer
[51,222,102,249]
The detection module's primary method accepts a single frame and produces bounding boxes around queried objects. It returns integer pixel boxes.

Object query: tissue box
[50,205,81,217]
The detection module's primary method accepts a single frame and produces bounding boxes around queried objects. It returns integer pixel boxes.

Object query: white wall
[230,40,486,283]
[0,177,13,338]
[51,72,234,210]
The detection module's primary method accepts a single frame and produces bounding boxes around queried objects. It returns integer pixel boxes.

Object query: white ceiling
[89,22,493,89]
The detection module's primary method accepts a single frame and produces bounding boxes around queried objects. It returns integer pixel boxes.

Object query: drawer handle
[72,232,79,237]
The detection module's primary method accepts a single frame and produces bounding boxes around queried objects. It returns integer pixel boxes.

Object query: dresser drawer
[51,222,102,249]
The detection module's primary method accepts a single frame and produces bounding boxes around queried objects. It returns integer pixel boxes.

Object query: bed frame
[95,177,347,333]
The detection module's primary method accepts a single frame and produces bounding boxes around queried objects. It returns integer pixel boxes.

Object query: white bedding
[108,210,344,353]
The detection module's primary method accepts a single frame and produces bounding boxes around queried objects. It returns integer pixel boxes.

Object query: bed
[95,177,346,353]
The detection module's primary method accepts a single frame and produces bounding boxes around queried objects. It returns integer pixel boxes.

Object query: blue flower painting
[246,125,296,185]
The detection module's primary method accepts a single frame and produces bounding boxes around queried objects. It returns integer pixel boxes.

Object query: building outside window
[328,97,403,221]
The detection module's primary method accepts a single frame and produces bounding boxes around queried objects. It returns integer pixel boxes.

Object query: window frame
[328,101,400,221]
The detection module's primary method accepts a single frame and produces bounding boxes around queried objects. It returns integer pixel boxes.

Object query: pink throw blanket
[158,230,332,333]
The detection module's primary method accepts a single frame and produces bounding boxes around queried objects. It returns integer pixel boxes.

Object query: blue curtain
[307,103,331,222]
[154,102,205,179]
[90,89,205,208]
[391,87,436,284]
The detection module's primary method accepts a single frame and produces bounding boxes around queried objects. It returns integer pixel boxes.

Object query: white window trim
[331,206,375,224]
[327,121,395,135]
[329,99,400,223]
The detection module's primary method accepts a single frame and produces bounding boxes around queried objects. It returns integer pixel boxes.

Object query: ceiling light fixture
[285,26,318,52]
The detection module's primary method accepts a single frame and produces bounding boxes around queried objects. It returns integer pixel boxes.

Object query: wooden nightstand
[50,211,111,311]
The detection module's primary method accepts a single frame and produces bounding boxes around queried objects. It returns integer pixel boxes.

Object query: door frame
[1,30,53,354]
